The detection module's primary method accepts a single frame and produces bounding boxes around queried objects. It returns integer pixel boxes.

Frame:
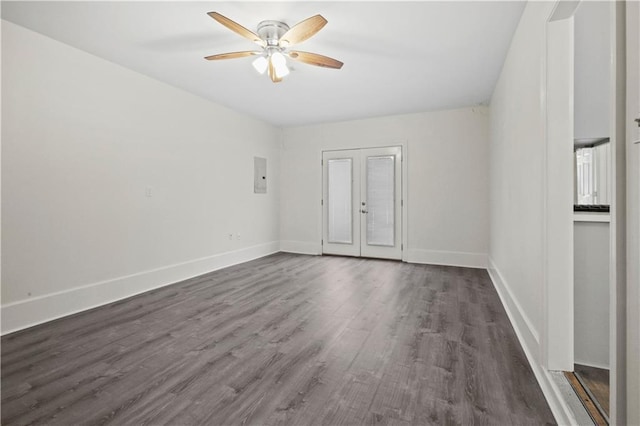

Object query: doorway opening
[322,146,402,260]
[572,1,612,422]
[545,0,626,423]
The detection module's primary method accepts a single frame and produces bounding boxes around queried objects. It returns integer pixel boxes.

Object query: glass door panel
[366,155,395,246]
[327,158,353,244]
[360,147,402,259]
[322,150,360,257]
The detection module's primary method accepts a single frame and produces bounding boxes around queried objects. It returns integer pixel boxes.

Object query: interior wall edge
[487,258,540,349]
[0,241,280,336]
[573,359,610,371]
[278,244,488,269]
[405,249,488,269]
[279,240,322,256]
[487,257,577,425]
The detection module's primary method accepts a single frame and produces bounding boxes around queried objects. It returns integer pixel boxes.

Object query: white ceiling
[1,1,525,127]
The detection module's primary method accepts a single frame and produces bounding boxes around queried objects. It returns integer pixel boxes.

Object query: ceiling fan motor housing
[257,20,290,46]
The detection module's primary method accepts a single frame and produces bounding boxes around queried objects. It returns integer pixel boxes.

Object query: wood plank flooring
[1,253,556,425]
[575,364,610,418]
[565,371,607,426]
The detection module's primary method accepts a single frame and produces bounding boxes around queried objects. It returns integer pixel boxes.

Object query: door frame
[609,2,627,423]
[319,143,408,262]
[625,2,640,424]
[543,7,575,373]
[543,1,627,423]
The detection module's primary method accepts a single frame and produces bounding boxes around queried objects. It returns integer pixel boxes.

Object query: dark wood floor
[2,253,555,425]
[575,364,610,418]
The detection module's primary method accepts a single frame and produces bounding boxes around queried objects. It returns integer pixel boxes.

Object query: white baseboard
[279,240,321,255]
[279,244,487,268]
[406,249,488,268]
[487,257,581,426]
[1,241,280,335]
[487,259,540,354]
[574,359,610,370]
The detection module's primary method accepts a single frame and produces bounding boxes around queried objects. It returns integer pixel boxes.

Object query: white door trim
[625,3,640,424]
[610,2,628,424]
[543,9,575,371]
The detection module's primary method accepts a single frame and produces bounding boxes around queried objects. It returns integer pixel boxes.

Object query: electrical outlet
[145,187,153,197]
[236,233,241,240]
[228,233,233,240]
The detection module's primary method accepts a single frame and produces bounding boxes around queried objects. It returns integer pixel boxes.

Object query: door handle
[635,117,640,144]
[361,209,368,214]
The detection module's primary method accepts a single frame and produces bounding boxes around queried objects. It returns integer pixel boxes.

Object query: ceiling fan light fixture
[270,51,289,78]
[252,56,268,74]
[274,63,290,79]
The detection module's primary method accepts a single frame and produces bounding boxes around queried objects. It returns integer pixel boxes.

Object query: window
[574,140,610,210]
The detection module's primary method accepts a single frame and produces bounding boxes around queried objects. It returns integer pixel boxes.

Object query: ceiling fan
[204,12,344,83]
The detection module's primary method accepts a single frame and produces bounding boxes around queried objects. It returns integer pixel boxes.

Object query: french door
[322,146,402,260]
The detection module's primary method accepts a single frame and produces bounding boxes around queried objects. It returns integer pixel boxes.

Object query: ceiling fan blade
[279,14,327,47]
[208,12,266,47]
[204,51,261,61]
[288,51,343,69]
[267,59,282,83]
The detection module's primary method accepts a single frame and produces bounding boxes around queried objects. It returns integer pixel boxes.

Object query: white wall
[488,1,577,422]
[489,0,555,355]
[280,107,490,268]
[1,21,281,333]
[574,220,610,368]
[574,1,611,140]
